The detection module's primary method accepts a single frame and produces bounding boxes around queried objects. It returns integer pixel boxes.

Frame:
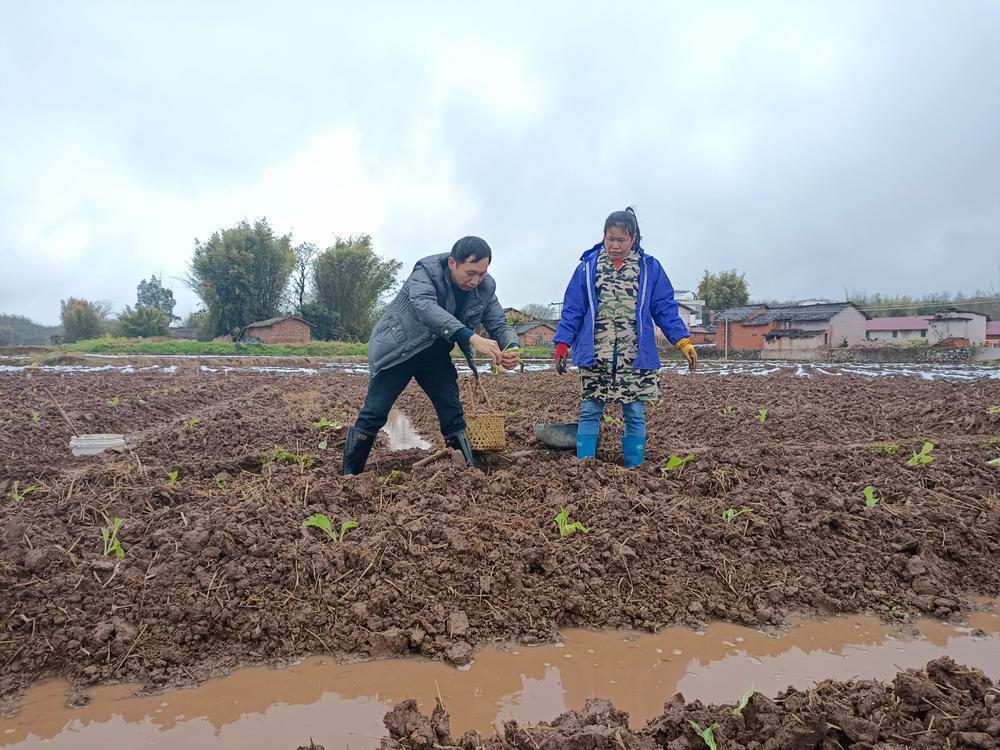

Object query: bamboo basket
[462,375,507,452]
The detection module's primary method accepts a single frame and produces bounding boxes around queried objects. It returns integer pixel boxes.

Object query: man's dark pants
[355,339,465,437]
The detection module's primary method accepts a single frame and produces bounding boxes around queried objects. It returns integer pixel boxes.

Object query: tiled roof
[514,322,556,335]
[244,316,311,329]
[715,306,765,322]
[745,302,864,326]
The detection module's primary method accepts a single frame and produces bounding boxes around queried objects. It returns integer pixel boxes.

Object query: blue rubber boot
[576,434,599,460]
[621,436,646,468]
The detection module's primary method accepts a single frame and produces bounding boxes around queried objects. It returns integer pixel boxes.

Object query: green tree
[0,314,62,346]
[313,235,401,340]
[60,298,105,343]
[297,301,342,341]
[291,242,319,311]
[136,274,178,321]
[697,269,750,311]
[187,218,295,337]
[116,306,171,337]
[178,309,213,341]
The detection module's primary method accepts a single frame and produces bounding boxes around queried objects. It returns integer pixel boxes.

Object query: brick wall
[251,319,311,344]
[518,325,555,347]
[714,320,777,350]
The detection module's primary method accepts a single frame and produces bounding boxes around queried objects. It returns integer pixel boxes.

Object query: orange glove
[554,343,569,374]
[675,338,697,371]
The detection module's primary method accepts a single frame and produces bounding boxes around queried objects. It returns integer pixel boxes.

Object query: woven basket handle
[463,374,496,414]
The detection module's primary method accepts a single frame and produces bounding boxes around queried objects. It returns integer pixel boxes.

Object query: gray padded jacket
[368,253,518,375]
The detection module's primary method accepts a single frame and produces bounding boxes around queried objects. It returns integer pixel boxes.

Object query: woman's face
[604,225,634,261]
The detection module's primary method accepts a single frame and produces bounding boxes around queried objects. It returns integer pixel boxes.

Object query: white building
[865,311,989,347]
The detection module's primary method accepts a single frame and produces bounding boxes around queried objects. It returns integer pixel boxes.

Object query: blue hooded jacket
[554,242,690,369]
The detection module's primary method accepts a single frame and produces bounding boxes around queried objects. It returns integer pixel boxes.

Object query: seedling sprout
[555,508,590,537]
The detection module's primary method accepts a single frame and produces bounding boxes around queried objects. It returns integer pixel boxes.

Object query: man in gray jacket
[343,236,519,475]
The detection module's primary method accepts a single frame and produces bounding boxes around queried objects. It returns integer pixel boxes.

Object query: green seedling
[215,476,226,489]
[987,457,1000,466]
[688,721,720,750]
[318,439,328,450]
[722,507,750,523]
[108,396,121,406]
[555,508,590,537]
[661,454,696,473]
[756,408,768,424]
[986,406,1000,416]
[304,514,359,542]
[338,520,359,541]
[165,470,179,486]
[377,469,402,485]
[264,447,317,469]
[863,485,879,509]
[183,417,201,430]
[101,518,125,560]
[31,411,41,423]
[906,441,935,467]
[492,343,524,373]
[6,481,36,502]
[721,405,735,414]
[312,417,345,430]
[304,513,337,541]
[732,687,755,717]
[869,442,900,455]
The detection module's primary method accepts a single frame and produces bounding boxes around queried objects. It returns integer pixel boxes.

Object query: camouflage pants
[580,361,660,403]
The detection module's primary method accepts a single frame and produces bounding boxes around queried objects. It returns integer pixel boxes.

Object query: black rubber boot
[342,426,376,476]
[445,430,476,469]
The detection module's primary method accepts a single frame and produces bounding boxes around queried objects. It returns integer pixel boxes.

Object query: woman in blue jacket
[553,208,697,467]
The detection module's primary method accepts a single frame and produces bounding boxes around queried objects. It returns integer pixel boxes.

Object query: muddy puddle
[3,608,999,749]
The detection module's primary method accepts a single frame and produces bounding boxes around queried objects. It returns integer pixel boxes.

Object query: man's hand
[675,338,697,371]
[553,342,569,374]
[470,333,502,365]
[500,348,520,370]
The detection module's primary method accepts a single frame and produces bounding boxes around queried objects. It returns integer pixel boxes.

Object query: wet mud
[1,368,999,708]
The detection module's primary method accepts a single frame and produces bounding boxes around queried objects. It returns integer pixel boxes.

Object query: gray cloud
[3,1,999,324]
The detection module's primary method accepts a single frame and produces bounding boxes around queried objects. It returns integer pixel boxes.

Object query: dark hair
[450,236,492,264]
[603,207,641,248]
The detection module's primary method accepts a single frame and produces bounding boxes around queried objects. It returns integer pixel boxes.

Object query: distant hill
[0,314,62,346]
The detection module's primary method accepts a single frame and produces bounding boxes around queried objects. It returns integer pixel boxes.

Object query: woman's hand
[553,343,569,374]
[675,338,697,371]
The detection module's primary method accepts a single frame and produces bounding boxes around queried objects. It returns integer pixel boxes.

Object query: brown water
[3,610,999,749]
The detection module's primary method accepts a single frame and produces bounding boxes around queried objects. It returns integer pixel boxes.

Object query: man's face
[448,255,490,291]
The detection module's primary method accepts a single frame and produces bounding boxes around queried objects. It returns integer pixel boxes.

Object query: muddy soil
[1,369,999,703]
[379,657,1000,749]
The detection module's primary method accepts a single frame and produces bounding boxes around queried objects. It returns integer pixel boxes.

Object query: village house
[865,311,990,347]
[514,322,556,347]
[865,316,932,344]
[758,303,869,353]
[238,316,312,344]
[987,320,1000,348]
[688,324,715,345]
[713,306,770,350]
[715,303,869,351]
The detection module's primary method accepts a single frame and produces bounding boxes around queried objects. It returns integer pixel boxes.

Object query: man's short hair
[450,236,492,264]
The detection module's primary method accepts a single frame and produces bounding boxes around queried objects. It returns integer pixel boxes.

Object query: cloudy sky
[3,1,1000,324]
